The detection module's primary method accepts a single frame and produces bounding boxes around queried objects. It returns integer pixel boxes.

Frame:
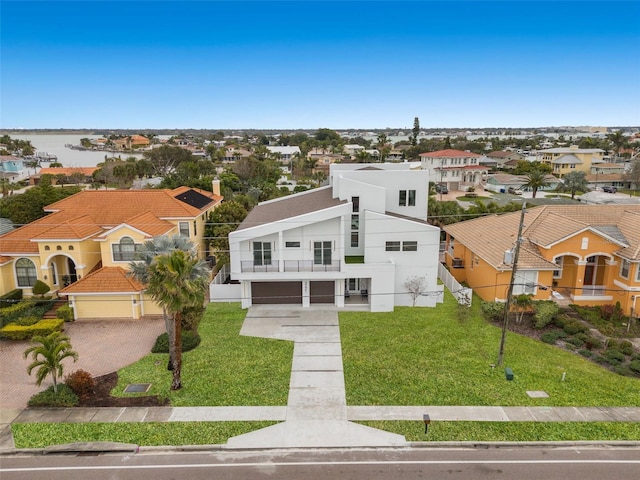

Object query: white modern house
[223,163,443,312]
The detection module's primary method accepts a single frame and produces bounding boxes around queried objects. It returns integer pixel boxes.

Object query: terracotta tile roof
[45,188,220,222]
[119,211,175,237]
[0,256,12,265]
[58,267,144,295]
[38,167,98,176]
[420,149,482,158]
[0,187,221,255]
[444,205,640,268]
[236,186,346,231]
[32,214,103,240]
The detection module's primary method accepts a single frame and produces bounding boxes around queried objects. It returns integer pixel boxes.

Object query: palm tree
[607,130,626,158]
[24,331,78,394]
[143,248,210,390]
[129,235,196,371]
[562,171,588,199]
[523,169,550,198]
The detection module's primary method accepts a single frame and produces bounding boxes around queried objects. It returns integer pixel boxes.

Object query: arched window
[44,246,50,251]
[68,245,74,251]
[16,258,37,287]
[112,236,141,261]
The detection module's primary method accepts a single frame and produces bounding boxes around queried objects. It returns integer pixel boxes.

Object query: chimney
[212,178,221,197]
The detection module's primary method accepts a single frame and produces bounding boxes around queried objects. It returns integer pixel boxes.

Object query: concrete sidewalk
[2,307,639,451]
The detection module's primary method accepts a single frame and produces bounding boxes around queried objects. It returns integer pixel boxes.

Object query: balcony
[240,260,341,273]
[581,285,606,296]
[284,260,340,272]
[240,262,279,273]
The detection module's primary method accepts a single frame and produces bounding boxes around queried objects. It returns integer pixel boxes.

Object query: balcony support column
[278,231,284,273]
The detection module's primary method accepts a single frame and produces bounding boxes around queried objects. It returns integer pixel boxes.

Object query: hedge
[0,300,35,327]
[0,319,64,340]
[0,288,22,308]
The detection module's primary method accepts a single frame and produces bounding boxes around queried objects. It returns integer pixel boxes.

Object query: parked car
[602,186,617,193]
[435,184,448,194]
[507,187,523,195]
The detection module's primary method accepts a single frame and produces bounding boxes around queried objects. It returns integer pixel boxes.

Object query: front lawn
[340,292,640,407]
[114,303,293,406]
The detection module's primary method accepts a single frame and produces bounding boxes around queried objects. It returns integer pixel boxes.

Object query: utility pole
[497,201,527,366]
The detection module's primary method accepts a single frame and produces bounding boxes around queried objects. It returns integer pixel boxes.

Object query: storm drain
[124,383,151,393]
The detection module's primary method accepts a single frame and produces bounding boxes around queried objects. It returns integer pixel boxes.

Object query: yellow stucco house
[443,205,640,316]
[0,185,222,320]
[539,146,606,178]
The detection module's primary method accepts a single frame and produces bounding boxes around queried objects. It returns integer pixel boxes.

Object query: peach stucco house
[443,205,640,316]
[0,186,222,320]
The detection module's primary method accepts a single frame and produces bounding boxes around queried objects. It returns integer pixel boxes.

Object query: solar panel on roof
[174,189,212,209]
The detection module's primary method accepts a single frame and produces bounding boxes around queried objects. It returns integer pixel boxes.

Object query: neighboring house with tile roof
[30,167,99,186]
[419,149,488,191]
[0,185,222,320]
[442,205,640,315]
[485,173,561,193]
[485,151,525,168]
[222,163,443,312]
[540,146,606,178]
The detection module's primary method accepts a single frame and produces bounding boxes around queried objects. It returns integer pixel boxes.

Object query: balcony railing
[240,260,341,273]
[284,260,340,272]
[240,261,279,273]
[581,285,606,296]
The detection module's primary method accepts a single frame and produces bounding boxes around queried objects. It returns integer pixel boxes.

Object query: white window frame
[385,241,401,252]
[179,221,190,237]
[253,241,272,266]
[16,258,37,287]
[112,236,142,262]
[402,241,418,252]
[553,257,563,279]
[620,259,630,279]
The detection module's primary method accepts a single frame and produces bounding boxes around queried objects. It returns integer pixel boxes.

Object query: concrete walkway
[2,307,640,451]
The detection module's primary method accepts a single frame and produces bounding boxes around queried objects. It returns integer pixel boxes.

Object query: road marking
[3,459,640,472]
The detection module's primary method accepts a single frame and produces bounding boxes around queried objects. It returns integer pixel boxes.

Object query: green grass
[12,422,277,448]
[340,292,640,407]
[358,421,640,442]
[114,303,293,406]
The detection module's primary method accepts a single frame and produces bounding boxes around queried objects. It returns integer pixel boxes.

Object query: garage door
[252,282,302,304]
[310,281,335,304]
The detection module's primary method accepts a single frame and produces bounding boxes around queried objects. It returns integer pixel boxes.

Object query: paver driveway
[0,317,165,409]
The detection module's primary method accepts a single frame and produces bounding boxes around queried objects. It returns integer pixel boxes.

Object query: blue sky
[1,1,639,129]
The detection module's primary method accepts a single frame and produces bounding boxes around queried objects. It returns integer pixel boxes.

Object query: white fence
[209,264,242,303]
[438,263,472,306]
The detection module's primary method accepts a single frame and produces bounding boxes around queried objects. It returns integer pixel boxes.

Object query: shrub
[481,301,504,322]
[14,316,40,327]
[151,330,201,354]
[32,280,51,297]
[0,319,64,340]
[0,288,22,308]
[27,384,78,407]
[629,360,640,374]
[0,300,36,327]
[65,369,96,398]
[583,335,603,350]
[56,305,74,322]
[566,336,585,348]
[578,349,594,358]
[619,340,634,356]
[553,314,570,329]
[563,321,589,335]
[605,349,626,365]
[533,301,559,329]
[541,331,566,344]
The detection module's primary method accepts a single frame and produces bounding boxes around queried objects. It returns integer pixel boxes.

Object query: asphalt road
[2,446,640,480]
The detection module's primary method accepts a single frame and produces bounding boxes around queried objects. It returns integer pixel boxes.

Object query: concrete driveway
[0,318,165,409]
